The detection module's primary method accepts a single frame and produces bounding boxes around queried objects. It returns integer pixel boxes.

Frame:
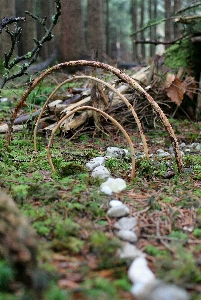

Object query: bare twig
[175,2,201,15]
[0,16,25,33]
[0,0,61,89]
[134,34,189,45]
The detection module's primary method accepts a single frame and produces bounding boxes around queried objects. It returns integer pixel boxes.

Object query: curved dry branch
[34,75,149,158]
[47,106,136,181]
[7,60,183,172]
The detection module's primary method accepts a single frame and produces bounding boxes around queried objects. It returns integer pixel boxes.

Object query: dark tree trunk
[174,0,182,38]
[165,0,173,48]
[131,0,139,61]
[86,0,105,61]
[60,0,85,62]
[0,0,17,57]
[35,0,56,59]
[149,0,157,57]
[140,0,146,59]
[105,0,110,57]
[15,0,35,56]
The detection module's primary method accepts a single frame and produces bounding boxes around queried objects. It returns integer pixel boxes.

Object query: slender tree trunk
[36,0,55,59]
[105,0,110,57]
[174,0,181,38]
[149,0,157,57]
[0,0,17,57]
[60,0,85,62]
[165,0,173,49]
[15,0,35,56]
[131,0,139,61]
[140,0,146,60]
[86,0,105,61]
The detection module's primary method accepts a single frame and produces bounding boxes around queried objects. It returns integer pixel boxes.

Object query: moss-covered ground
[0,82,201,300]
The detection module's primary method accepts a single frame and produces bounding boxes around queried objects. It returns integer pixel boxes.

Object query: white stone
[180,142,186,149]
[131,280,190,300]
[107,204,129,218]
[106,147,128,158]
[86,157,105,171]
[118,242,144,259]
[128,257,155,285]
[157,151,170,158]
[100,177,126,193]
[169,146,174,154]
[109,200,123,207]
[100,185,113,195]
[91,166,110,180]
[115,229,137,243]
[156,149,165,154]
[195,144,201,150]
[0,97,8,102]
[114,217,137,230]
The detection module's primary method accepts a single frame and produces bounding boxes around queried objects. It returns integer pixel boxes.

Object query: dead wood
[7,60,183,172]
[47,106,136,180]
[34,75,149,158]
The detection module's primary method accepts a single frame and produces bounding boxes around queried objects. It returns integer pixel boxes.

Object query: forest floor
[0,74,201,300]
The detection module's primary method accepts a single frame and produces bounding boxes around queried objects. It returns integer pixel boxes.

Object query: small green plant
[193,228,201,238]
[145,245,167,257]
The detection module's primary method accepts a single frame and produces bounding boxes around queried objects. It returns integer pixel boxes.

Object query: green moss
[165,38,194,70]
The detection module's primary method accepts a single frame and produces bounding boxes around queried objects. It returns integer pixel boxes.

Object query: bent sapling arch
[47,106,136,181]
[7,60,183,172]
[34,75,149,158]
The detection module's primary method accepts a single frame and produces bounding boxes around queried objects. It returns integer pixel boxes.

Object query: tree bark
[131,0,139,61]
[105,0,110,57]
[15,0,35,56]
[60,0,85,62]
[174,0,182,38]
[0,0,17,57]
[140,0,146,59]
[35,0,56,59]
[165,0,173,49]
[86,0,105,60]
[149,0,157,57]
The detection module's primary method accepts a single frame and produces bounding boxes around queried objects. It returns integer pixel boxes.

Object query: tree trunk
[149,0,157,57]
[131,0,139,61]
[60,0,85,62]
[0,0,17,58]
[86,0,105,61]
[140,0,146,60]
[174,0,181,38]
[35,0,56,60]
[165,0,173,49]
[105,0,110,57]
[15,0,36,56]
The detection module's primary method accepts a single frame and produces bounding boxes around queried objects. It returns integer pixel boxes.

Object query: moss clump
[165,38,194,70]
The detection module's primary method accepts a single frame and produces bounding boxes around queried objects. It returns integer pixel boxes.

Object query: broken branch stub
[7,60,183,172]
[47,106,136,181]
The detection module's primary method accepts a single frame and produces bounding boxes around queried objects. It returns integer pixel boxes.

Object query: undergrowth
[0,125,201,299]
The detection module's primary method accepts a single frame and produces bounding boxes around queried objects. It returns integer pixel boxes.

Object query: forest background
[0,0,191,68]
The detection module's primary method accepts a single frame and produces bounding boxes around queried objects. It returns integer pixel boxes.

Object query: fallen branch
[34,75,149,158]
[47,106,136,180]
